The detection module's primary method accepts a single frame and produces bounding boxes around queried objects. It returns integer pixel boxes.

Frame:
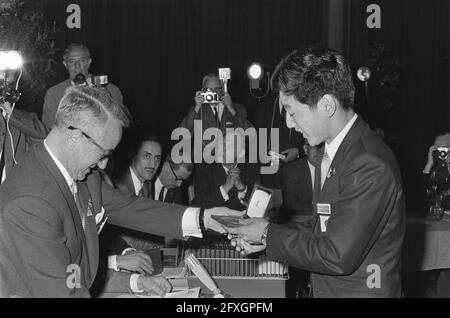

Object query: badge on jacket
[317,203,331,233]
[95,207,108,234]
[86,199,93,217]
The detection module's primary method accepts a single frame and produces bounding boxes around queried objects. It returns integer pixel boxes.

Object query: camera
[433,147,450,161]
[201,88,219,104]
[0,73,21,104]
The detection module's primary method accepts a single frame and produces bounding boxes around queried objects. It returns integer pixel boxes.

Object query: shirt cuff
[220,186,230,201]
[182,207,203,238]
[130,274,144,293]
[121,247,136,255]
[108,255,119,271]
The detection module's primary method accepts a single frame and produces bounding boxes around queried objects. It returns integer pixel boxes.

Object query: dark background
[18,0,450,211]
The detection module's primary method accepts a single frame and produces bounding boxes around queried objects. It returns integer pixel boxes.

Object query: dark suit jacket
[266,116,405,298]
[0,109,48,178]
[256,94,305,189]
[43,79,123,129]
[0,143,186,297]
[191,163,259,211]
[279,157,314,222]
[179,102,253,136]
[113,169,188,206]
[162,183,189,206]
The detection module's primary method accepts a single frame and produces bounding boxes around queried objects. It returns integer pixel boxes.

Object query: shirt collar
[324,113,358,161]
[44,139,74,189]
[129,166,143,196]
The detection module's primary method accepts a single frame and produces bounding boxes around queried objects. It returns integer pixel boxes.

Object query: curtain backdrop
[19,0,450,210]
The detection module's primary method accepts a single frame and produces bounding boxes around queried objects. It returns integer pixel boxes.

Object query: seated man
[192,130,259,211]
[154,154,193,205]
[113,133,161,198]
[43,43,123,129]
[107,132,164,251]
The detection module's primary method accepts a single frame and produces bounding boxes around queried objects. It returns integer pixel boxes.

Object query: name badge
[319,215,330,233]
[316,203,331,215]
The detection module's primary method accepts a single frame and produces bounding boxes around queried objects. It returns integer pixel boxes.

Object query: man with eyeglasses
[0,86,242,297]
[42,43,123,129]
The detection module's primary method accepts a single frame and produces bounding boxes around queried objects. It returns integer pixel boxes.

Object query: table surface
[403,213,450,271]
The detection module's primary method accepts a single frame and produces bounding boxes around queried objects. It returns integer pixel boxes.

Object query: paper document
[134,287,200,299]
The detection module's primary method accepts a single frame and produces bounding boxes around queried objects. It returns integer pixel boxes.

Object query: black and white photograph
[0,0,448,302]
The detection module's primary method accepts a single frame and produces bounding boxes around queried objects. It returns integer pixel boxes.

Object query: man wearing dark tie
[0,86,239,297]
[226,45,405,298]
[179,73,253,140]
[153,155,192,205]
[113,133,162,199]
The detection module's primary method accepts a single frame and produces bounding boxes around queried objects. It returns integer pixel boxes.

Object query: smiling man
[226,45,406,298]
[0,86,242,297]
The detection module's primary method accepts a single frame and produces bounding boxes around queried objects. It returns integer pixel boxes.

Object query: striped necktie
[70,182,85,231]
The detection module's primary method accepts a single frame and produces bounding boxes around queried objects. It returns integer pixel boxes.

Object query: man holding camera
[179,73,252,138]
[0,101,49,183]
[42,43,123,129]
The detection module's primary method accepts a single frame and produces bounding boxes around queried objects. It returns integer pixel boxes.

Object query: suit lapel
[320,117,365,196]
[164,188,174,203]
[312,117,366,232]
[35,143,91,283]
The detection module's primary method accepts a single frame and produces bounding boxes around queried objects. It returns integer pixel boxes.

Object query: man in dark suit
[109,143,192,251]
[226,45,405,298]
[113,134,162,199]
[191,130,259,211]
[0,86,240,297]
[0,101,49,183]
[154,155,192,205]
[179,73,253,145]
[42,43,123,129]
[280,143,320,222]
[256,92,305,190]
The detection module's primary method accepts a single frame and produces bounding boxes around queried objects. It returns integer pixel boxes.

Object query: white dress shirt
[154,177,167,201]
[324,113,358,162]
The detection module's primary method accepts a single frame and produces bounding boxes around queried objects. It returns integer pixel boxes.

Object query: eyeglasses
[68,126,112,161]
[168,161,183,182]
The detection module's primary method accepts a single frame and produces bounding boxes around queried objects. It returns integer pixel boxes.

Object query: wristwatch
[261,223,270,246]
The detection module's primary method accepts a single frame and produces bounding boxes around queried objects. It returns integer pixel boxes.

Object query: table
[402,213,450,271]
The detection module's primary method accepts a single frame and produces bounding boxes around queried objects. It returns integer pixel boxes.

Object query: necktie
[139,181,150,198]
[70,182,86,231]
[158,186,166,202]
[212,106,219,125]
[320,150,332,189]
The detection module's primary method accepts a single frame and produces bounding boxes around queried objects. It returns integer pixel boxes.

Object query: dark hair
[165,151,193,173]
[271,44,355,109]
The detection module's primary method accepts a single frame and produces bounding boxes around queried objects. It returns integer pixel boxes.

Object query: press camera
[433,147,450,161]
[201,88,219,104]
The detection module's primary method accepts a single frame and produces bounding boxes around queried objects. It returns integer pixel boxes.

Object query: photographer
[179,73,253,136]
[0,101,49,183]
[42,43,123,129]
[421,131,450,297]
